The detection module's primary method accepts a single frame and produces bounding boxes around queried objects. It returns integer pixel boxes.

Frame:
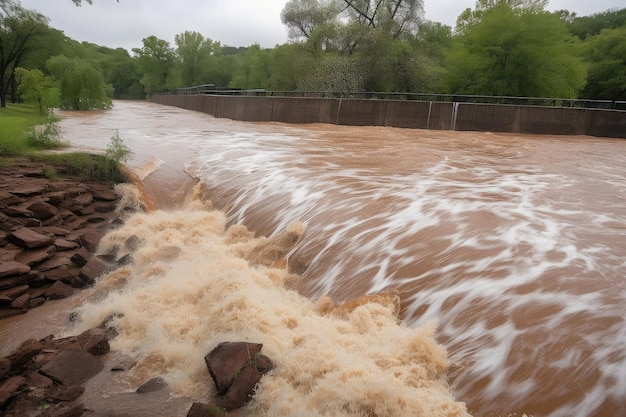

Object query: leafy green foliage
[171,31,221,87]
[24,115,67,149]
[6,0,625,105]
[580,26,626,100]
[568,7,626,40]
[445,4,587,98]
[16,68,60,114]
[46,55,112,110]
[105,130,132,165]
[132,35,174,95]
[0,2,49,107]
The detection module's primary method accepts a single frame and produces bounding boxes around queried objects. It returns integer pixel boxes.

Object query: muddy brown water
[2,100,624,417]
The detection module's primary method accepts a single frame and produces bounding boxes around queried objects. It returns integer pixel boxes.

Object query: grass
[0,103,48,155]
[32,152,129,183]
[0,103,129,183]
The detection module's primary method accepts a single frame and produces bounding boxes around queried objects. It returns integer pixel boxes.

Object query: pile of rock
[0,326,111,417]
[0,160,123,320]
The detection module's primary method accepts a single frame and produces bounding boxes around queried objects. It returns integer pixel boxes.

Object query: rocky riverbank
[0,159,125,319]
[0,158,127,415]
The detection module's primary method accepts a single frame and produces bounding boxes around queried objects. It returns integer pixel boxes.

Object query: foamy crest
[72,207,469,417]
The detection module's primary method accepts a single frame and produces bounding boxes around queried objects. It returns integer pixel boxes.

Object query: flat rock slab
[40,348,104,386]
[0,261,31,278]
[10,227,55,249]
[14,245,56,265]
[11,185,47,196]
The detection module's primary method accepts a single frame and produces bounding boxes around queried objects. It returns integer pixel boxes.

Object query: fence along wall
[152,94,626,139]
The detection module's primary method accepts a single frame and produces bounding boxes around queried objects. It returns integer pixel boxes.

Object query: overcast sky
[18,0,625,51]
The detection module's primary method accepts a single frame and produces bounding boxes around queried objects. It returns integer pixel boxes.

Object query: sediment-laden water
[9,100,626,416]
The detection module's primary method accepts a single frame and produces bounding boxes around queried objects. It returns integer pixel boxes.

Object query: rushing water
[10,100,626,416]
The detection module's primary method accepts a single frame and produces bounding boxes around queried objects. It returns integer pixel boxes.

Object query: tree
[93,46,143,99]
[132,35,174,95]
[580,27,626,100]
[172,31,219,87]
[228,44,273,89]
[567,7,626,40]
[281,0,340,40]
[46,55,112,110]
[445,3,586,98]
[15,67,58,113]
[340,0,424,38]
[0,1,48,106]
[456,0,548,32]
[296,52,367,93]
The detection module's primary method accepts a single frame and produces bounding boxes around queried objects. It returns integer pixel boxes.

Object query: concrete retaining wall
[152,94,626,139]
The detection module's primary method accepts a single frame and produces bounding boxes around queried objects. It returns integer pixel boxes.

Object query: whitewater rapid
[47,101,626,416]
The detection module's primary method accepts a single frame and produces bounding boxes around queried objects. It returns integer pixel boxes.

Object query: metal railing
[168,85,625,110]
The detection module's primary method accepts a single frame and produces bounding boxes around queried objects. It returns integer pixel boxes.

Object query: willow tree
[46,55,112,110]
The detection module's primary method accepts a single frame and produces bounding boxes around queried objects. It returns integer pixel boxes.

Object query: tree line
[1,0,625,111]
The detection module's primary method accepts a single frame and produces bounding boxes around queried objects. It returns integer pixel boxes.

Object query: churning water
[8,101,626,416]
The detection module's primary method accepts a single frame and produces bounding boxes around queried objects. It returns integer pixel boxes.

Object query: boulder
[204,342,274,411]
[75,328,110,356]
[205,342,264,394]
[79,256,110,284]
[136,376,168,393]
[6,338,43,373]
[215,364,263,411]
[27,201,58,220]
[40,348,104,386]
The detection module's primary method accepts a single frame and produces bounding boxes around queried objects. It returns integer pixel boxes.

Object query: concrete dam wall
[151,94,626,139]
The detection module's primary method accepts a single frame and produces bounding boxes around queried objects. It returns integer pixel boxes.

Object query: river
[7,100,626,416]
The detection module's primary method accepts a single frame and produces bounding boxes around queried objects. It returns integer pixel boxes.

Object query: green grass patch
[0,103,48,156]
[1,104,130,183]
[30,152,129,183]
